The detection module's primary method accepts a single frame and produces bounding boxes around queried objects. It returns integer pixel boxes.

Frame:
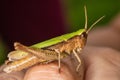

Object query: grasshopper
[3,6,105,73]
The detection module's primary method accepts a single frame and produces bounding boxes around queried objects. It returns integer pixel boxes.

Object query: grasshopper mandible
[3,6,105,73]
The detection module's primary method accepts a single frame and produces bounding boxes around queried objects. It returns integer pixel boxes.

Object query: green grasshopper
[3,6,105,73]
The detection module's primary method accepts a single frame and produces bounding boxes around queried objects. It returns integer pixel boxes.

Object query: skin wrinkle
[27,71,61,80]
[103,51,120,76]
[50,65,59,69]
[30,76,62,80]
[89,61,119,80]
[30,70,60,79]
[104,49,120,68]
[32,70,56,73]
[31,71,61,80]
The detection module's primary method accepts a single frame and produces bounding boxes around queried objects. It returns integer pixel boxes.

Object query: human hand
[1,14,120,80]
[1,46,120,80]
[24,13,120,80]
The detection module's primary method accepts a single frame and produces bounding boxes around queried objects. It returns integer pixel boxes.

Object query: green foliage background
[63,0,120,31]
[0,40,7,65]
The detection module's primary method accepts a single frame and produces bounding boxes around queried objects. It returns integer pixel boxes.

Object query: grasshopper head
[80,31,88,47]
[80,14,105,46]
[80,6,105,46]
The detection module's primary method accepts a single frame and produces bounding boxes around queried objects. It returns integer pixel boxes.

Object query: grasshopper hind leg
[73,49,81,72]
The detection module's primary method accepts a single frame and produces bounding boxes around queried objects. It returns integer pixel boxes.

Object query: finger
[82,46,120,80]
[24,62,74,80]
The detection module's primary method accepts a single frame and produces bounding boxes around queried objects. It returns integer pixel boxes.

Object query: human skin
[82,46,120,80]
[23,46,120,80]
[24,14,120,80]
[0,46,120,80]
[0,14,120,80]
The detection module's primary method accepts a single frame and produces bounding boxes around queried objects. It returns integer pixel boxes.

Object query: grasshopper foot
[58,67,61,73]
[76,63,81,72]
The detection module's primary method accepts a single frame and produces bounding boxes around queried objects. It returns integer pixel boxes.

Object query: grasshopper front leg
[73,49,81,71]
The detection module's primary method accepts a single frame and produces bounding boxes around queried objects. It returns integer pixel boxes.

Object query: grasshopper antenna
[84,5,87,30]
[86,16,105,33]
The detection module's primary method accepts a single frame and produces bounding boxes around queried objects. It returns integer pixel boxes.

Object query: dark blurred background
[1,0,120,64]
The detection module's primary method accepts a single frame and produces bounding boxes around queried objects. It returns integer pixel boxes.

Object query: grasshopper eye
[81,32,87,39]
